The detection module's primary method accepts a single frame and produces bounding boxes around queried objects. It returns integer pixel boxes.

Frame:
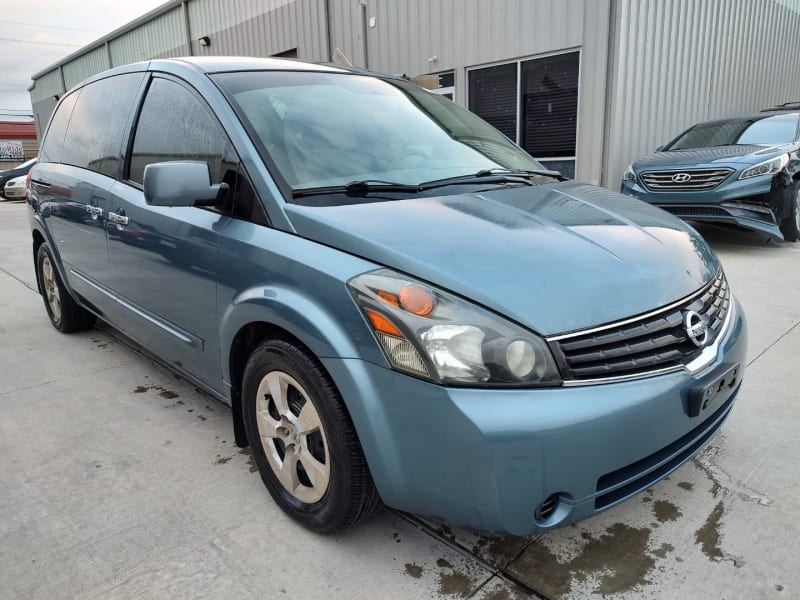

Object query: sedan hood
[634,144,795,169]
[285,181,719,335]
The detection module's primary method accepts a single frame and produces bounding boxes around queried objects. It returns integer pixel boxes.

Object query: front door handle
[108,211,129,226]
[85,205,103,218]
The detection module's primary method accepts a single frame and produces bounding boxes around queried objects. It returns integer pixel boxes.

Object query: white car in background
[3,175,27,201]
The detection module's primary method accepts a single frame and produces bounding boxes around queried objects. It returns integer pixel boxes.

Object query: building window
[468,51,579,178]
[468,63,517,142]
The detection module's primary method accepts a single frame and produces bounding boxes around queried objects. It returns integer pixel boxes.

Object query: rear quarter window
[39,92,79,163]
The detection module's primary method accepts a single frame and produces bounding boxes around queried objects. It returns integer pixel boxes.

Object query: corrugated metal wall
[326,0,610,184]
[109,6,186,66]
[29,0,330,134]
[62,46,109,90]
[604,0,800,189]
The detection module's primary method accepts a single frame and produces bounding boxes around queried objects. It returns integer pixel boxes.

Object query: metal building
[29,0,800,189]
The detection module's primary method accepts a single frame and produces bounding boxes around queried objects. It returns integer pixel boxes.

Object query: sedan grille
[640,168,733,191]
[550,270,730,382]
[662,206,730,217]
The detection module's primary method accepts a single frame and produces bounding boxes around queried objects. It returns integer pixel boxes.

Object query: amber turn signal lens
[367,310,403,337]
[399,285,435,316]
[377,290,400,307]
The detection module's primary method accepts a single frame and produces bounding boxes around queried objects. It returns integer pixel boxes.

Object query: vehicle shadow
[690,222,793,253]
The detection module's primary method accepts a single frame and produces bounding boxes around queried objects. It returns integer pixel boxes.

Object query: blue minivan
[28,58,747,535]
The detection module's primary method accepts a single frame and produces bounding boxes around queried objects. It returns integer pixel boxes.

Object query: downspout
[105,41,112,68]
[58,65,66,95]
[600,0,617,188]
[182,1,194,56]
[359,1,369,69]
[323,0,333,62]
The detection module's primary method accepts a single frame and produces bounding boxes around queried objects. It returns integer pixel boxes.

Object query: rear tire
[242,338,381,533]
[36,243,96,332]
[780,184,800,242]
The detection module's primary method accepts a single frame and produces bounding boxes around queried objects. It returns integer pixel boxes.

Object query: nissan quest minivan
[28,58,747,535]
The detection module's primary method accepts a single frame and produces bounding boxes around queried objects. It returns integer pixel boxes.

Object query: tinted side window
[129,78,237,185]
[60,73,145,178]
[40,92,79,163]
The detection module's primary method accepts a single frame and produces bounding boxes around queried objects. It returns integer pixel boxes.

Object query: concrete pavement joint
[0,264,37,293]
[0,361,132,398]
[392,510,549,599]
[746,318,800,368]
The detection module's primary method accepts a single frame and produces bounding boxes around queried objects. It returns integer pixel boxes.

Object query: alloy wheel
[41,256,61,321]
[255,370,330,503]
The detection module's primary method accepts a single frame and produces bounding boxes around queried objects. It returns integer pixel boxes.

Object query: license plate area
[687,363,740,418]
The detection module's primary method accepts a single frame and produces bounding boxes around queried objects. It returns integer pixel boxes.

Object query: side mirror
[143,161,229,207]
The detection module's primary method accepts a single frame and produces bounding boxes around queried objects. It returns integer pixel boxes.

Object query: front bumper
[4,187,26,199]
[322,298,747,536]
[621,176,783,238]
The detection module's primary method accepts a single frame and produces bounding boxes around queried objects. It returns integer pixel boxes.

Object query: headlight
[622,164,637,183]
[348,269,561,386]
[739,154,789,180]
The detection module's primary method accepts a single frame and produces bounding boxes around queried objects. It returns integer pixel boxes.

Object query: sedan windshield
[213,70,547,198]
[666,113,799,150]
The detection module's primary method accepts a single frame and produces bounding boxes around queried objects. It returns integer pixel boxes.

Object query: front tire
[780,183,800,242]
[35,243,96,333]
[242,338,380,533]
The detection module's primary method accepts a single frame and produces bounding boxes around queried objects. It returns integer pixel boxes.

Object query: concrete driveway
[1,200,797,599]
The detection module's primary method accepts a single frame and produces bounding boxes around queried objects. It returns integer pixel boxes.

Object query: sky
[0,0,166,119]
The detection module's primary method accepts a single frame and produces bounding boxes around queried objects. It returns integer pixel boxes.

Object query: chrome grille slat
[641,168,733,191]
[553,271,730,381]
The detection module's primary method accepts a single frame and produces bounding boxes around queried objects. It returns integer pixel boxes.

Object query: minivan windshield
[665,113,799,150]
[213,71,548,198]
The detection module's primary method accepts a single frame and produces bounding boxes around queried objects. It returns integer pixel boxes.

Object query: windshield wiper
[474,167,565,180]
[418,168,564,190]
[293,180,421,198]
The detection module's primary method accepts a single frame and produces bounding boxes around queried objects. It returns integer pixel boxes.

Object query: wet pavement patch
[678,481,694,491]
[470,535,531,569]
[507,523,657,598]
[239,447,258,473]
[404,563,423,578]
[215,455,232,465]
[436,562,477,598]
[652,499,683,523]
[695,501,725,560]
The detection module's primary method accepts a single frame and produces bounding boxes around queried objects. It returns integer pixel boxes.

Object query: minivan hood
[285,181,718,335]
[634,144,795,169]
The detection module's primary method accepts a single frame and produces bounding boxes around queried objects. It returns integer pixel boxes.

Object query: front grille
[662,206,730,217]
[550,270,730,382]
[641,168,733,191]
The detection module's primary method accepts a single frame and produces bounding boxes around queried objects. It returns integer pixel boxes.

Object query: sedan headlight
[348,269,561,386]
[622,164,637,183]
[739,154,789,180]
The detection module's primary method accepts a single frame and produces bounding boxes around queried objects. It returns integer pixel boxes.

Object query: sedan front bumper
[621,176,783,238]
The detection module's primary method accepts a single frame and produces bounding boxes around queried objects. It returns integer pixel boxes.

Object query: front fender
[218,283,387,385]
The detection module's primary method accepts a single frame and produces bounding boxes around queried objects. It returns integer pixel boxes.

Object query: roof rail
[761,101,800,112]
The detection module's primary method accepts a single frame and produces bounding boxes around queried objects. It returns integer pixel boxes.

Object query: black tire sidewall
[781,183,800,242]
[242,340,359,531]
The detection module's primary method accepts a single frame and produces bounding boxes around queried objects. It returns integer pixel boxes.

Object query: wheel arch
[221,285,382,448]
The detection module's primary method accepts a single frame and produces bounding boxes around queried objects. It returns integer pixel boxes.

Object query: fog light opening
[534,494,560,523]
